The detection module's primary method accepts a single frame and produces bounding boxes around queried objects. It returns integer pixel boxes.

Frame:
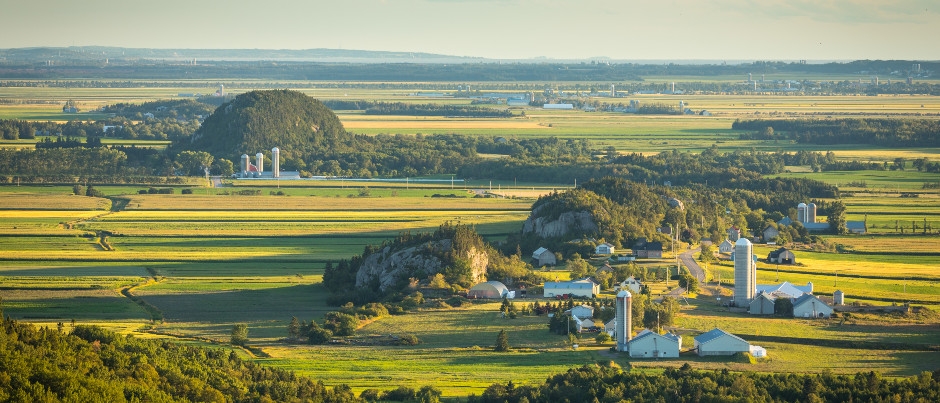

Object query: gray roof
[469,281,508,294]
[846,221,867,230]
[695,328,747,345]
[793,293,828,309]
[803,222,830,231]
[777,217,794,226]
[630,330,680,344]
[756,281,811,298]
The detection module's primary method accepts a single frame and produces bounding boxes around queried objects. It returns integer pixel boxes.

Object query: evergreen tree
[288,316,301,341]
[495,329,510,352]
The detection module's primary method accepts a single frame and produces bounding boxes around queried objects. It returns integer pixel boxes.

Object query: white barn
[793,294,833,318]
[543,278,599,298]
[694,328,750,356]
[627,330,682,358]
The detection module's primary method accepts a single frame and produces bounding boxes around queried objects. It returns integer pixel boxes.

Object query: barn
[543,278,599,298]
[467,281,509,299]
[532,247,557,267]
[767,247,796,264]
[627,329,682,358]
[694,328,751,356]
[748,292,776,315]
[792,294,833,318]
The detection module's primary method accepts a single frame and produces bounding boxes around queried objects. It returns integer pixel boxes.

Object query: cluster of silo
[733,238,756,307]
[797,202,817,224]
[236,147,280,178]
[615,290,632,352]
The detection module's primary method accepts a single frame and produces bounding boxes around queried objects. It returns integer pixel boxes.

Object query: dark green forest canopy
[734,118,940,147]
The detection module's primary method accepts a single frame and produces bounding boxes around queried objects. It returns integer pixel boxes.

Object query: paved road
[679,247,706,283]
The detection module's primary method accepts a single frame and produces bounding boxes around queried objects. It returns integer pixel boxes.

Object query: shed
[467,281,509,299]
[627,330,681,358]
[748,292,776,315]
[532,247,557,267]
[767,247,796,264]
[694,328,751,356]
[792,293,833,318]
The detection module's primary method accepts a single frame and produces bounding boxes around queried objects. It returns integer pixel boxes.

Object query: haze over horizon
[2,0,939,62]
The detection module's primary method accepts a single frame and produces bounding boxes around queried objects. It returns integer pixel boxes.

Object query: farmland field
[1,79,940,397]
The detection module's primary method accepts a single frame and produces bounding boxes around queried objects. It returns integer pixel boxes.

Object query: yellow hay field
[0,194,110,210]
[340,117,544,130]
[123,195,531,211]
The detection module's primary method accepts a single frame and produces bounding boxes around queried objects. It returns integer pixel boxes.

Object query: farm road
[679,247,705,283]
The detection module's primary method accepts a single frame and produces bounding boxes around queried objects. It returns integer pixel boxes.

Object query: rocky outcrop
[522,205,598,239]
[355,239,488,291]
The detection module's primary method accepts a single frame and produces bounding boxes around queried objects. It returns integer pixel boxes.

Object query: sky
[2,0,939,61]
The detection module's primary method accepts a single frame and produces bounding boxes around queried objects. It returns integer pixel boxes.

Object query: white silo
[255,152,264,173]
[616,290,632,352]
[797,202,808,224]
[240,154,250,176]
[610,84,616,97]
[733,238,756,306]
[807,203,817,224]
[271,147,280,178]
[833,290,844,305]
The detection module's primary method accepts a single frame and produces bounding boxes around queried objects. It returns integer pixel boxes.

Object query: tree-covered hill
[180,90,350,167]
[0,318,359,402]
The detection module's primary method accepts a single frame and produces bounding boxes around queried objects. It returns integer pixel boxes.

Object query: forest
[734,118,940,148]
[321,100,513,118]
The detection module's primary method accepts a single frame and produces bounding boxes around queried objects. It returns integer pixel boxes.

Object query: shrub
[398,334,420,346]
[181,188,193,194]
[381,386,416,402]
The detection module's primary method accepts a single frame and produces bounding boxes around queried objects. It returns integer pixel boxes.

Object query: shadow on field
[139,283,333,324]
[6,295,151,321]
[0,264,150,277]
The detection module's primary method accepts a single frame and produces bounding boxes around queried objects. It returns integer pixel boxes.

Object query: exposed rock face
[355,239,488,291]
[523,205,598,239]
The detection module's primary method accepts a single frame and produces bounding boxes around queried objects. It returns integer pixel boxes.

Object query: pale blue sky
[1,0,937,60]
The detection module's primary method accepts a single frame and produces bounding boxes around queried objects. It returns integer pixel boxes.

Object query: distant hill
[181,90,349,166]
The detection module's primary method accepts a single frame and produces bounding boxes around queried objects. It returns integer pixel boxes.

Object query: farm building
[627,330,682,358]
[847,221,867,234]
[615,254,636,262]
[727,227,741,241]
[542,103,573,109]
[543,278,599,298]
[604,319,617,336]
[792,293,833,318]
[595,242,615,255]
[762,226,779,242]
[748,292,776,315]
[777,217,794,227]
[755,281,813,299]
[718,239,734,254]
[694,328,751,356]
[467,281,509,299]
[632,239,663,259]
[767,247,796,264]
[570,305,594,319]
[619,276,643,294]
[532,247,557,267]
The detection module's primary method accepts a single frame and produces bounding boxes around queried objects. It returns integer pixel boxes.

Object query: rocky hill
[355,239,488,292]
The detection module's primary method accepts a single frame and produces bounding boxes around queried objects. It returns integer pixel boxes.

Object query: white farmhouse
[627,330,682,358]
[544,278,599,298]
[595,242,615,255]
[618,276,643,294]
[694,328,750,356]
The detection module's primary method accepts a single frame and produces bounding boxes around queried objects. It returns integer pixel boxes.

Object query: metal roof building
[694,328,751,356]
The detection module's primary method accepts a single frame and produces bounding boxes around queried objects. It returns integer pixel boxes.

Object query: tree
[230,323,248,346]
[827,200,847,235]
[698,243,717,264]
[566,253,591,280]
[495,329,510,352]
[288,316,301,341]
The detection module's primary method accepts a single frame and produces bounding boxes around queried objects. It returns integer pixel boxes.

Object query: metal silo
[271,147,280,178]
[240,154,250,177]
[616,290,632,352]
[256,153,264,174]
[797,202,808,223]
[808,203,817,224]
[734,238,755,306]
[833,290,844,305]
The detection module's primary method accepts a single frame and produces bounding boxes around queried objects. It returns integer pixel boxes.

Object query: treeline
[0,319,361,402]
[471,363,940,403]
[322,100,512,118]
[734,118,940,147]
[101,99,216,120]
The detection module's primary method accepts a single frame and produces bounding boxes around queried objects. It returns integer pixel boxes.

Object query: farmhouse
[694,328,750,356]
[627,329,682,358]
[762,226,779,242]
[748,292,776,315]
[543,278,599,298]
[727,227,741,241]
[595,242,615,255]
[793,293,833,318]
[532,247,557,267]
[619,276,643,294]
[632,239,663,259]
[718,239,734,254]
[767,247,796,264]
[467,281,509,299]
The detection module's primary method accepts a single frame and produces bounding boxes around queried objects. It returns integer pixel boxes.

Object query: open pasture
[120,193,532,210]
[769,170,940,193]
[0,193,110,210]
